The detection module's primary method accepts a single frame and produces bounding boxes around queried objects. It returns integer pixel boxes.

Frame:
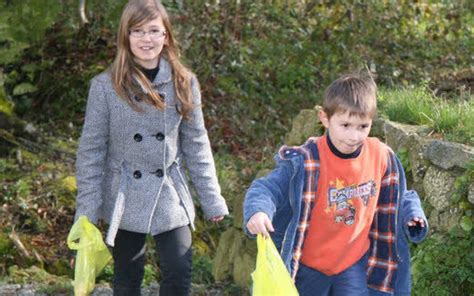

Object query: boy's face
[319,110,372,154]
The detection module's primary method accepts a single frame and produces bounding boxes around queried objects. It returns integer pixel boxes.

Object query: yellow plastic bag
[67,216,111,296]
[252,234,299,296]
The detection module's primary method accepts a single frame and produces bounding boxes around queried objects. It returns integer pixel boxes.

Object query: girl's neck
[139,63,160,82]
[136,56,160,70]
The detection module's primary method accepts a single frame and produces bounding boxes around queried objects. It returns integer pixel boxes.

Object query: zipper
[281,160,296,254]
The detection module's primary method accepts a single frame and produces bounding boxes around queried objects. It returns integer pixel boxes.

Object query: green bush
[0,1,473,293]
[412,163,474,295]
[0,0,63,64]
[411,231,474,295]
[192,255,214,285]
[4,1,472,155]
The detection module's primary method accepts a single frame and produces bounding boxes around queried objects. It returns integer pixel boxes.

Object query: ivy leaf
[460,216,472,232]
[13,82,37,95]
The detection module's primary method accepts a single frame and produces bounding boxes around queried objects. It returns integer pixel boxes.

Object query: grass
[378,86,473,145]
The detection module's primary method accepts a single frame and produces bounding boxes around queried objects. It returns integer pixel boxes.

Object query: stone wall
[383,120,473,232]
[212,108,474,290]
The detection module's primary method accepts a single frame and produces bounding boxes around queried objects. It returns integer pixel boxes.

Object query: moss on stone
[284,108,322,146]
[62,176,77,193]
[232,194,244,230]
[213,228,238,282]
[0,232,13,255]
[8,265,71,286]
[0,72,13,116]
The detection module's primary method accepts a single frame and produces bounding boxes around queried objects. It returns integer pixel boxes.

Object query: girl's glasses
[129,29,166,39]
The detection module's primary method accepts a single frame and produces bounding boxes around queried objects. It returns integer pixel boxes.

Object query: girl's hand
[210,216,224,222]
[246,212,274,238]
[407,217,425,228]
[69,250,76,269]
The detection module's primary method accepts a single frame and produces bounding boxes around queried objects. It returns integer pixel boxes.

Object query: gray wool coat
[75,58,228,246]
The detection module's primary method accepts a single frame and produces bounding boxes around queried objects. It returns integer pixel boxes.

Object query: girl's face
[129,16,167,69]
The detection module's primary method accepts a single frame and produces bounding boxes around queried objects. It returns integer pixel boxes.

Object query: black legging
[112,225,192,296]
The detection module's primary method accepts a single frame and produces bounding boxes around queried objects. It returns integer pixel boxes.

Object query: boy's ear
[319,110,329,128]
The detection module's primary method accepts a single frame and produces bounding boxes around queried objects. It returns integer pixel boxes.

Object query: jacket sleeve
[395,156,429,244]
[401,190,429,243]
[75,77,109,224]
[243,158,292,236]
[179,76,228,219]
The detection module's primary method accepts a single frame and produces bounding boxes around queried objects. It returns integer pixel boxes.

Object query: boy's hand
[407,217,425,228]
[246,212,274,238]
[407,217,425,237]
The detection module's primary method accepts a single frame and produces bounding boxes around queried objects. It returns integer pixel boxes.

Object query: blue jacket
[244,139,428,295]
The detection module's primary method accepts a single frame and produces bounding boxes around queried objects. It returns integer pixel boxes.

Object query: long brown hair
[110,0,194,118]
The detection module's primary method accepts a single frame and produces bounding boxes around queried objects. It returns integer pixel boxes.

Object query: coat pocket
[102,168,121,222]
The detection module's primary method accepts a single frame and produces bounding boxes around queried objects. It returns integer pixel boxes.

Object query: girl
[74,1,228,295]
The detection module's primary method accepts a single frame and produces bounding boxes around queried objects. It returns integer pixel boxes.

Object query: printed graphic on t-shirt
[327,179,377,226]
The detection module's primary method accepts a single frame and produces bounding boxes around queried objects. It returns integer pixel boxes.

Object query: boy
[243,73,428,296]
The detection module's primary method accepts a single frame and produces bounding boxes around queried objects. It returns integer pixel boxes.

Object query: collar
[140,64,159,82]
[326,132,362,159]
[152,56,172,85]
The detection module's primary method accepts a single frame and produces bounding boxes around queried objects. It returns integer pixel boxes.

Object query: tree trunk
[79,0,88,25]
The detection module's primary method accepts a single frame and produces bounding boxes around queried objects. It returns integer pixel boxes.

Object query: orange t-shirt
[300,136,388,275]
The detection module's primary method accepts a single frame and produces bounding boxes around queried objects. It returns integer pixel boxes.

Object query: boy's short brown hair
[322,72,377,119]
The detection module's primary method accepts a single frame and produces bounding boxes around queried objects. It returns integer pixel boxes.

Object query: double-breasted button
[133,170,142,179]
[134,133,143,142]
[155,133,165,141]
[134,95,142,102]
[154,169,164,178]
[159,93,165,100]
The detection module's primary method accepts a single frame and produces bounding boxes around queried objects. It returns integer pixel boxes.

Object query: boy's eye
[361,125,369,129]
[342,124,349,128]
